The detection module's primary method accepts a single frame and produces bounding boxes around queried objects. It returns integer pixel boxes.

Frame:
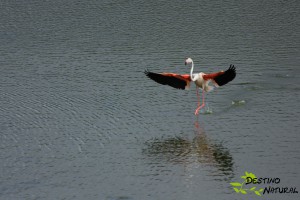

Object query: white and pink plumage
[145,58,236,115]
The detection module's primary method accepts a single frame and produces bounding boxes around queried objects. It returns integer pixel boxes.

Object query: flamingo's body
[145,58,236,115]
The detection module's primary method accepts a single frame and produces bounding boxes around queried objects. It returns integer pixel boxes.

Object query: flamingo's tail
[204,81,214,92]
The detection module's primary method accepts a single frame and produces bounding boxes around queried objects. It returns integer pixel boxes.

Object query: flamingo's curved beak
[185,61,187,65]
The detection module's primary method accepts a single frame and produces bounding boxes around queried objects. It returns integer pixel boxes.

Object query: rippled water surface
[1,0,299,199]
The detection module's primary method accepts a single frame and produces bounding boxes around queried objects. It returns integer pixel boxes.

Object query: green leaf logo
[230,171,263,196]
[230,182,242,187]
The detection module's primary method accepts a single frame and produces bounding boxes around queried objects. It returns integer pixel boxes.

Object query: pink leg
[196,87,200,107]
[194,90,205,115]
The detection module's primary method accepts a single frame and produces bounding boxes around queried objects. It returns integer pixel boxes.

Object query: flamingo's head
[185,57,193,65]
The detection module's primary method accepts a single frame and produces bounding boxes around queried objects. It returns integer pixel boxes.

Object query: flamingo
[145,58,236,115]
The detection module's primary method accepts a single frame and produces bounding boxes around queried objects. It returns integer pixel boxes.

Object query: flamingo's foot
[194,104,205,115]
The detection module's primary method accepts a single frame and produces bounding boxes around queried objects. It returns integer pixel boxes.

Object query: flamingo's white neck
[189,60,197,81]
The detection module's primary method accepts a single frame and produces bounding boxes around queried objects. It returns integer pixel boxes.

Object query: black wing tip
[144,70,186,90]
[144,69,150,76]
[229,64,236,71]
[228,64,236,79]
[214,64,237,86]
[228,64,236,75]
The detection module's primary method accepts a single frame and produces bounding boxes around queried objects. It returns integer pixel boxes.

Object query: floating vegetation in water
[232,100,246,106]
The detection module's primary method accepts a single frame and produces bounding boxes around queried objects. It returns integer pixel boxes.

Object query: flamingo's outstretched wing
[203,65,236,86]
[145,70,191,90]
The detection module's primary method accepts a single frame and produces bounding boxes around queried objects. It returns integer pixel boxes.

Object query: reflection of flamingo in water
[193,121,233,172]
[145,58,236,115]
[143,122,234,175]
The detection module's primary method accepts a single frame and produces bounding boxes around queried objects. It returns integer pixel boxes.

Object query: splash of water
[231,100,246,106]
